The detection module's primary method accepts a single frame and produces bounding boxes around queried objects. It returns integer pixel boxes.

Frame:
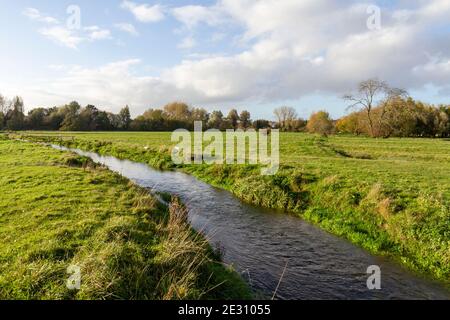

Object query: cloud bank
[19,0,450,115]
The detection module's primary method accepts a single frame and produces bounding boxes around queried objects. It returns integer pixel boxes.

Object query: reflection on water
[53,145,449,300]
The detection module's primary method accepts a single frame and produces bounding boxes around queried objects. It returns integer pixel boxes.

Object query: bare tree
[343,79,407,137]
[274,106,297,131]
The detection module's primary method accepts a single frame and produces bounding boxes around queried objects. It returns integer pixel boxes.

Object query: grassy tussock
[154,199,209,299]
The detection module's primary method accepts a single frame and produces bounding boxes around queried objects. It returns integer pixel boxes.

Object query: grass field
[8,131,450,284]
[0,137,251,299]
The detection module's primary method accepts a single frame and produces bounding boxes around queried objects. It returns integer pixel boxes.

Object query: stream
[52,145,449,300]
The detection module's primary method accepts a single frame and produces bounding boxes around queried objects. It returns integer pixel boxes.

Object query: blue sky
[1,0,449,119]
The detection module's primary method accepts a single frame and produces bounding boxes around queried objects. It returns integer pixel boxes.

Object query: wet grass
[0,138,251,299]
[9,131,450,284]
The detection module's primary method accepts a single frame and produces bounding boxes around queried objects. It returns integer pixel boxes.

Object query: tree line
[0,98,269,132]
[1,79,449,137]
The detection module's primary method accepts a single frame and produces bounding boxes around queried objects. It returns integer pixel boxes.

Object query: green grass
[0,137,251,300]
[10,131,450,284]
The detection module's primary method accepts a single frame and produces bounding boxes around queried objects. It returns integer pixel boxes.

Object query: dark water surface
[53,145,449,300]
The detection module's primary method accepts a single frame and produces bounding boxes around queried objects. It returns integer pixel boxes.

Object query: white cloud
[38,25,112,48]
[120,1,165,23]
[84,26,112,41]
[25,6,112,49]
[21,59,201,115]
[23,7,59,24]
[172,5,223,29]
[161,0,450,101]
[39,26,84,49]
[178,36,196,49]
[115,23,139,36]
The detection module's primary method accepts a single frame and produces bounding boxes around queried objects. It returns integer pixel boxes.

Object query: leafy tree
[96,111,113,130]
[253,119,270,130]
[207,111,224,129]
[79,105,100,131]
[60,102,82,131]
[130,108,164,131]
[107,112,122,130]
[45,107,66,130]
[26,108,48,130]
[336,112,364,135]
[291,118,307,132]
[119,105,132,130]
[227,109,240,129]
[239,110,251,129]
[5,96,25,130]
[306,111,335,136]
[191,108,209,128]
[0,94,7,129]
[163,102,191,121]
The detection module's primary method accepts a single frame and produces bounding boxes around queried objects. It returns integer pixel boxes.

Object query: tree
[95,111,113,130]
[291,118,307,132]
[253,119,270,130]
[343,79,407,137]
[207,111,224,129]
[163,102,191,121]
[0,94,6,130]
[78,105,99,131]
[107,112,122,130]
[26,108,48,130]
[191,108,209,128]
[377,97,417,137]
[227,109,240,129]
[0,94,7,114]
[136,108,166,131]
[60,101,82,131]
[274,106,297,131]
[239,110,251,129]
[306,111,335,136]
[45,107,66,130]
[336,112,364,135]
[5,96,25,130]
[119,105,132,130]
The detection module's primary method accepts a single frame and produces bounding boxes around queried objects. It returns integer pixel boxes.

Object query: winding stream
[53,145,449,300]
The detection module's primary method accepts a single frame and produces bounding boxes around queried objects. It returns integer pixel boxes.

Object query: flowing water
[53,145,449,300]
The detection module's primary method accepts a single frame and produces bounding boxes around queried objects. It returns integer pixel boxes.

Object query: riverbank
[0,137,251,299]
[8,132,450,285]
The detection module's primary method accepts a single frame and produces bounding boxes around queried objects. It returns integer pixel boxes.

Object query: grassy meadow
[8,131,450,284]
[0,137,251,299]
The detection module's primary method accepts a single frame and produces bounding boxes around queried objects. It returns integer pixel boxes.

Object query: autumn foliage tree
[306,111,335,136]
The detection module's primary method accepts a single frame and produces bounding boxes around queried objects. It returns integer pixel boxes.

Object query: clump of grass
[61,154,98,169]
[154,199,208,299]
[377,198,392,220]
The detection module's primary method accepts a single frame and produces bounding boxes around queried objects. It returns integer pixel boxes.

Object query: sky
[0,0,449,120]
